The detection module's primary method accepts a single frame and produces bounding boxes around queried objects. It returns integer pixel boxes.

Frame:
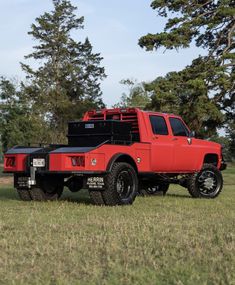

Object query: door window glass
[170,118,189,137]
[150,116,168,135]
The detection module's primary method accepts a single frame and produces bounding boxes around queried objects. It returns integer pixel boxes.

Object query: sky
[0,0,205,107]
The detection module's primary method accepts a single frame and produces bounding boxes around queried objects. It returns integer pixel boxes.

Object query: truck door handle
[172,138,178,141]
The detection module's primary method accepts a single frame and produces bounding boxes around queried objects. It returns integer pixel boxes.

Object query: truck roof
[83,107,180,120]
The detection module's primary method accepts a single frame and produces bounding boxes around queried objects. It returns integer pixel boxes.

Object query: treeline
[0,0,234,161]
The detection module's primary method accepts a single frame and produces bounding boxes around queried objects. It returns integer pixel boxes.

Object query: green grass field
[0,167,234,285]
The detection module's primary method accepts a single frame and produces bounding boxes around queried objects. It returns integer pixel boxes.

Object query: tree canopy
[138,0,234,139]
[0,77,49,150]
[113,79,151,108]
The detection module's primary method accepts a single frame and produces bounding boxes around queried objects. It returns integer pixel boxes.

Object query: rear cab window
[150,115,169,135]
[169,117,189,137]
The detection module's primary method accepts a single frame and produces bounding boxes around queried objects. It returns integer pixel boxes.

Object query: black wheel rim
[197,170,220,196]
[116,169,134,200]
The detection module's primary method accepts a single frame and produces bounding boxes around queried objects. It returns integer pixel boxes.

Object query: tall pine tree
[21,0,106,142]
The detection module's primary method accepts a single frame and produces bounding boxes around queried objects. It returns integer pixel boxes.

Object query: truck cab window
[150,115,168,135]
[170,118,189,137]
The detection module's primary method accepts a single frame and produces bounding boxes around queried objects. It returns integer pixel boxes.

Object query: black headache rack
[67,120,133,147]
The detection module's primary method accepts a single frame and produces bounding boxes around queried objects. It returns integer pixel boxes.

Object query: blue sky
[0,0,205,107]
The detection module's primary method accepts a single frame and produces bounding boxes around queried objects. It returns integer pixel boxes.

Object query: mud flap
[86,176,105,190]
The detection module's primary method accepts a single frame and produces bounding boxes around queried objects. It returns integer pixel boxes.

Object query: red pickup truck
[4,108,226,205]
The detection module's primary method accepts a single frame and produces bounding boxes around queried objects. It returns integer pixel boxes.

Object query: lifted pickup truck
[4,108,226,205]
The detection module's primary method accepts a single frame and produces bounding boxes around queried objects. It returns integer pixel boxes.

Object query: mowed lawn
[0,166,234,285]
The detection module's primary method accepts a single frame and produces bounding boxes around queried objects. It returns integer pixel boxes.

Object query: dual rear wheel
[16,176,63,201]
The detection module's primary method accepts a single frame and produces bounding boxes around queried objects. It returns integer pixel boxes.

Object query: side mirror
[189,131,195,138]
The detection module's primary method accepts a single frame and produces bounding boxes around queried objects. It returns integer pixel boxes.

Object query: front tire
[188,163,223,198]
[102,162,138,206]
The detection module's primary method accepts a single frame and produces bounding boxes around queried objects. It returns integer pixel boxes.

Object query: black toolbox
[67,120,132,147]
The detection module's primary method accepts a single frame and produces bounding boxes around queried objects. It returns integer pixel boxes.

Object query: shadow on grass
[0,187,93,204]
[166,193,192,199]
[61,194,92,205]
[0,187,193,204]
[59,189,93,205]
[0,187,19,201]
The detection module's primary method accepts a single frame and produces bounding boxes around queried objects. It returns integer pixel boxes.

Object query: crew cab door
[169,117,198,171]
[149,115,174,172]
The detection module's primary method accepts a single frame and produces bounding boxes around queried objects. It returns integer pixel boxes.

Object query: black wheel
[140,183,169,196]
[16,188,32,201]
[66,177,83,192]
[89,191,105,205]
[102,162,138,206]
[30,176,64,201]
[188,163,223,198]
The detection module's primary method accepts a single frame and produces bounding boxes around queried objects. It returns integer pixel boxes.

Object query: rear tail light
[71,156,85,167]
[6,157,16,167]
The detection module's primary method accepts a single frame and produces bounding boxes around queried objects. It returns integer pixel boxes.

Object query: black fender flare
[106,153,138,173]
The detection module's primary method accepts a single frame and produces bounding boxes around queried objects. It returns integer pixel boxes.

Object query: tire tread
[102,162,138,206]
[187,163,223,198]
[16,188,32,201]
[89,191,105,205]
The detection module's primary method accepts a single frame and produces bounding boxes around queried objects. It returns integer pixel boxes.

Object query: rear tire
[102,162,138,206]
[89,191,105,205]
[16,188,32,201]
[66,177,83,193]
[30,177,64,201]
[188,163,223,198]
[29,186,63,201]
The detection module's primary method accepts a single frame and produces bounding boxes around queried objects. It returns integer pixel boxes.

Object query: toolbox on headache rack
[67,120,132,147]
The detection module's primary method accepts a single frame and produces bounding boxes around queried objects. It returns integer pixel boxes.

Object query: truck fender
[106,153,138,173]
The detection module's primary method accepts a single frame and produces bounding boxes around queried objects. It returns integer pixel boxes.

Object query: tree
[0,78,49,151]
[114,79,151,108]
[139,0,235,134]
[145,60,224,138]
[226,121,235,161]
[21,0,106,142]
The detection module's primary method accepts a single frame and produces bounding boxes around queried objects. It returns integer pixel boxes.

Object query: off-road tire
[188,163,223,198]
[102,162,138,206]
[140,183,169,196]
[66,177,83,193]
[16,188,32,201]
[29,185,63,201]
[89,191,105,205]
[29,187,47,201]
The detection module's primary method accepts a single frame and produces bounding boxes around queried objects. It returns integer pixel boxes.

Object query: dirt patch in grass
[0,176,13,185]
